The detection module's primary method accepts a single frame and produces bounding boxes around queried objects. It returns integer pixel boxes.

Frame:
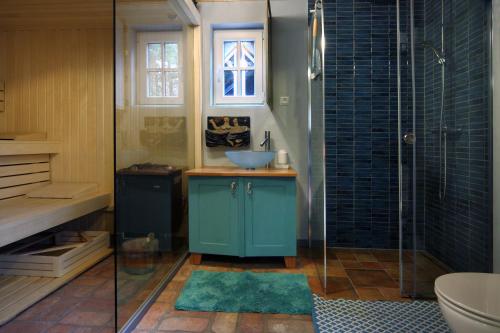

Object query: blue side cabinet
[188,176,297,267]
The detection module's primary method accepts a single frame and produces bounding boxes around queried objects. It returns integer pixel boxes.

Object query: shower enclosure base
[319,248,449,300]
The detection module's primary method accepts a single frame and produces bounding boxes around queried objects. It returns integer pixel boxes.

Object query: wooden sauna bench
[0,141,112,325]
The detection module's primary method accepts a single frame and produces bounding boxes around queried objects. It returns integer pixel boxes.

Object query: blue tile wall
[316,0,402,248]
[311,0,492,271]
[421,0,492,272]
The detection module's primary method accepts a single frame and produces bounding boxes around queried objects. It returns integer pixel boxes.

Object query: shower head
[420,41,446,64]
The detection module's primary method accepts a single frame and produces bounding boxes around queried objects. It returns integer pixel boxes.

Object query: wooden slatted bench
[0,153,111,247]
[0,192,111,248]
[0,144,112,325]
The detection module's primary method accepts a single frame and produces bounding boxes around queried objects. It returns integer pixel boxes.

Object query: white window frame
[213,29,265,105]
[137,31,183,105]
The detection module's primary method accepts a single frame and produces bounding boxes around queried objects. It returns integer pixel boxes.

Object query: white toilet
[435,273,500,333]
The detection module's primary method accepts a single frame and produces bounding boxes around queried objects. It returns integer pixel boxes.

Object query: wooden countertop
[185,167,297,177]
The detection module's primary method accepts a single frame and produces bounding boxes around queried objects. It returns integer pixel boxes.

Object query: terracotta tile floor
[0,252,186,332]
[116,250,186,328]
[133,253,316,333]
[134,248,447,332]
[0,248,447,333]
[0,256,116,333]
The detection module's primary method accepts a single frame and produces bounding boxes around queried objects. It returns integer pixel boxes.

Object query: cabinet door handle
[230,181,237,195]
[247,182,252,195]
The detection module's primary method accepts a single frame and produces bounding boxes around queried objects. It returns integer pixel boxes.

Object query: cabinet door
[244,177,296,257]
[189,177,241,256]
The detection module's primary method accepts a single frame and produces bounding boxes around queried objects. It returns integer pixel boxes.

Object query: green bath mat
[175,270,312,314]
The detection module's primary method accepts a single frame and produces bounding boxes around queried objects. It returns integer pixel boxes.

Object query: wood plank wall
[0,0,113,30]
[0,9,114,194]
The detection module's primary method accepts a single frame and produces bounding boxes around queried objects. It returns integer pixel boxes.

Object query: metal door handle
[247,182,252,195]
[230,181,237,195]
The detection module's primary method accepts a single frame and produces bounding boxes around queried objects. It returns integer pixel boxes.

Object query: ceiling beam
[169,0,201,26]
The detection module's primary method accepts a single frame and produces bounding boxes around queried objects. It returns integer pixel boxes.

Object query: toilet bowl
[435,273,500,333]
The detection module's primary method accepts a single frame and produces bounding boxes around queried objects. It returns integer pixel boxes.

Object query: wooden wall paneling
[87,29,97,187]
[1,27,114,194]
[0,0,113,29]
[0,31,6,126]
[95,28,105,188]
[5,31,15,131]
[76,29,85,183]
[101,27,115,189]
[69,29,78,180]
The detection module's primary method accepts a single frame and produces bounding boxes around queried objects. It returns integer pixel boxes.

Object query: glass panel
[224,70,237,96]
[399,0,491,298]
[147,43,162,69]
[401,0,492,297]
[308,3,327,292]
[398,0,414,297]
[165,71,179,97]
[164,43,178,69]
[116,7,192,330]
[240,41,255,68]
[223,41,237,68]
[147,71,163,97]
[242,70,254,96]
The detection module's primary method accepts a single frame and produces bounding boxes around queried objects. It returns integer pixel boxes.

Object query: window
[213,30,264,105]
[137,31,183,105]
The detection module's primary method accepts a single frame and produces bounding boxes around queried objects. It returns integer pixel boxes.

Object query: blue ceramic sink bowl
[225,151,276,169]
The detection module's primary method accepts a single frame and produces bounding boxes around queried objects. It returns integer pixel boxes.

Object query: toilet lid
[435,273,500,322]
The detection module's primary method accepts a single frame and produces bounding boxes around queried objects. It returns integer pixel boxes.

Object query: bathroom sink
[225,151,276,169]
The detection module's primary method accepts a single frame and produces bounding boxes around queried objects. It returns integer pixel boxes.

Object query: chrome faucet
[260,131,271,169]
[260,131,271,151]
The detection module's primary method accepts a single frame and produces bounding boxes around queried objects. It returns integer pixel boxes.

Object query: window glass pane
[165,72,179,97]
[224,70,237,96]
[147,43,162,69]
[164,43,178,69]
[240,41,255,68]
[224,41,237,68]
[242,70,255,96]
[147,71,163,97]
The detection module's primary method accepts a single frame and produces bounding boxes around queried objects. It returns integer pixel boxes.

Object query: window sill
[134,104,185,108]
[211,103,267,109]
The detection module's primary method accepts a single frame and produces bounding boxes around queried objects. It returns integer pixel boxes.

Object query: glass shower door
[115,0,194,329]
[308,0,327,290]
[398,0,419,298]
[397,0,493,298]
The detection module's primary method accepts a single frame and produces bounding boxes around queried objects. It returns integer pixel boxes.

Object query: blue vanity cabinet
[188,177,241,256]
[188,173,297,265]
[243,177,296,257]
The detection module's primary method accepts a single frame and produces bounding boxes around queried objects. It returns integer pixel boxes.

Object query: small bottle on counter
[275,149,290,169]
